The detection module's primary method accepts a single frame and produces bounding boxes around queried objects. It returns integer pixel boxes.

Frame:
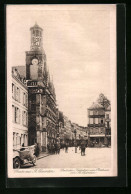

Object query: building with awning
[87,102,111,147]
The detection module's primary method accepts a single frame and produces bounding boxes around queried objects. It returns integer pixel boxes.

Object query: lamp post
[74,129,77,153]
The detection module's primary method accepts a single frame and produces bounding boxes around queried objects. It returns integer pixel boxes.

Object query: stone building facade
[71,123,87,144]
[25,23,58,152]
[87,102,111,147]
[58,111,64,142]
[12,67,28,149]
[105,105,111,146]
[63,116,72,143]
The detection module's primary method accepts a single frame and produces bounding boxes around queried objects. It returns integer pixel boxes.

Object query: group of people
[31,141,87,157]
[61,142,86,156]
[47,141,61,154]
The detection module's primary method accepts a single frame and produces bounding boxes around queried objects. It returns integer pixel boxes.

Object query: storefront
[88,135,106,147]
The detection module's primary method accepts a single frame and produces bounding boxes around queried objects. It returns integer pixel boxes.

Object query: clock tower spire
[26,23,46,81]
[30,22,43,51]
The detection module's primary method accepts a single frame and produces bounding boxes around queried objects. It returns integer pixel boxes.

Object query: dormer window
[90,111,93,115]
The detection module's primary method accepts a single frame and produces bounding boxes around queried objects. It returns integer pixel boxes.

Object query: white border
[7,4,117,178]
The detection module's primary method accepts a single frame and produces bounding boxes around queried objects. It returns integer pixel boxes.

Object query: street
[33,147,111,168]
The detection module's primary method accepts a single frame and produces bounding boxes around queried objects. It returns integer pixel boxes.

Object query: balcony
[89,115,105,118]
[27,81,38,87]
[88,124,105,127]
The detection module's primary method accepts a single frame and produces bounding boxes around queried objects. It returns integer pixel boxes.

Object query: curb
[37,154,50,160]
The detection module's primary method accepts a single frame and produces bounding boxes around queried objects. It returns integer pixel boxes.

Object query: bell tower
[26,23,57,152]
[26,23,46,81]
[30,22,43,51]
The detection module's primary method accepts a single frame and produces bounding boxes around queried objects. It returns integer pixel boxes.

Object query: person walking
[81,143,86,156]
[34,143,40,157]
[52,143,55,154]
[57,142,60,154]
[47,142,50,153]
[54,142,57,154]
[65,142,68,153]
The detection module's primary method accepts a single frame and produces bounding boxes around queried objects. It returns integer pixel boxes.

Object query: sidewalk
[37,152,50,160]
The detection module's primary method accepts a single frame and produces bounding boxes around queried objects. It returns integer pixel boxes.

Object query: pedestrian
[54,142,57,154]
[52,143,55,154]
[81,144,86,156]
[34,143,40,157]
[47,142,50,153]
[65,142,68,153]
[57,142,60,154]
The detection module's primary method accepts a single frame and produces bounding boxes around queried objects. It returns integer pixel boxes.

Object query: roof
[88,102,104,110]
[30,23,43,31]
[105,105,111,111]
[12,66,26,78]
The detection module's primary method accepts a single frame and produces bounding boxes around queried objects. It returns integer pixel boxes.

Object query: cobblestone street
[33,147,111,168]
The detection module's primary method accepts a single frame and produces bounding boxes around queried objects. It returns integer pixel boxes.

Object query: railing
[27,81,38,86]
[88,115,105,118]
[88,124,105,127]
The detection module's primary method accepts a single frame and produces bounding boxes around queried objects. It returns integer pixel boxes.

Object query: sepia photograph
[7,4,117,178]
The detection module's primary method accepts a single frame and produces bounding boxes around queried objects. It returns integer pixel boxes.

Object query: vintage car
[13,145,36,169]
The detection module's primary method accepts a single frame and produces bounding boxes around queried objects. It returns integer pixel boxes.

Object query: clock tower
[26,23,46,81]
[26,23,48,151]
[26,23,57,153]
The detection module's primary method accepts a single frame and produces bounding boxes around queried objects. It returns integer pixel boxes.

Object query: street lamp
[74,129,77,153]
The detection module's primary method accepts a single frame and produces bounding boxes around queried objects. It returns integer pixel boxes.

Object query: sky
[7,5,114,126]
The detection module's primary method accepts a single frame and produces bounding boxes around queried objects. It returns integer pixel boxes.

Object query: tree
[97,93,110,109]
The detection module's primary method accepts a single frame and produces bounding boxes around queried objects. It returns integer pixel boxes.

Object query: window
[22,111,27,126]
[14,132,21,148]
[19,109,21,124]
[13,132,15,146]
[26,94,28,107]
[106,114,109,119]
[12,105,15,122]
[16,133,19,146]
[90,118,93,124]
[26,112,28,126]
[90,111,93,115]
[12,84,15,98]
[23,93,26,106]
[16,87,20,102]
[36,30,39,36]
[99,110,104,115]
[15,107,19,123]
[93,110,98,115]
[95,118,99,124]
[101,119,103,124]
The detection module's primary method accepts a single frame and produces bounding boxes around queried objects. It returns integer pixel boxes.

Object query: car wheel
[13,157,21,169]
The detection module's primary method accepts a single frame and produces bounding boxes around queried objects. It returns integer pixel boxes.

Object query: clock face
[32,58,38,65]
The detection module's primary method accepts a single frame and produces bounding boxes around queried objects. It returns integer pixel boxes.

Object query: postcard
[7,4,117,178]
